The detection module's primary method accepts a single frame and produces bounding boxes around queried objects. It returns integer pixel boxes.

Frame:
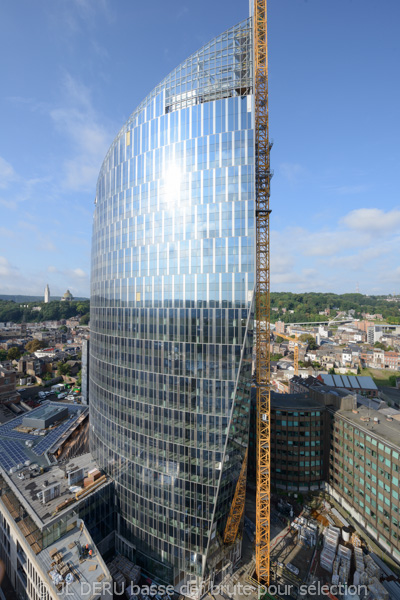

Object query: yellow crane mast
[223,449,248,545]
[254,0,272,586]
[222,0,271,582]
[274,333,307,376]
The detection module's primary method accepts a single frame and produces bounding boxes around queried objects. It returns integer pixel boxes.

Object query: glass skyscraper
[90,15,255,595]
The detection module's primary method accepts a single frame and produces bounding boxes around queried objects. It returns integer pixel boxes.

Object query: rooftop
[320,374,378,391]
[36,524,111,600]
[5,452,109,528]
[0,402,88,472]
[270,391,324,411]
[336,402,400,448]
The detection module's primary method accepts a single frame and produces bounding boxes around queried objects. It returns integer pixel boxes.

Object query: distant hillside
[270,292,400,324]
[0,294,88,302]
[0,299,90,324]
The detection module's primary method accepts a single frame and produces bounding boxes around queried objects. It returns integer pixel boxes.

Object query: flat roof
[0,402,88,472]
[270,392,324,410]
[37,525,112,600]
[336,403,400,448]
[23,404,67,420]
[6,452,108,528]
[0,404,19,425]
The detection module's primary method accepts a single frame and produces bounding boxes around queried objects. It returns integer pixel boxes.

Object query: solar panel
[0,439,30,471]
[0,404,86,466]
[32,415,80,456]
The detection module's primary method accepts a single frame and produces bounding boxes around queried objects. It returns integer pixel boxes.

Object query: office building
[248,390,328,490]
[90,15,255,594]
[328,402,400,562]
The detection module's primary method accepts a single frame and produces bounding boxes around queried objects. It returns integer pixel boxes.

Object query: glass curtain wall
[90,17,255,593]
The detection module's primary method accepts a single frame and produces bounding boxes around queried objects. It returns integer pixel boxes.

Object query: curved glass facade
[90,17,255,592]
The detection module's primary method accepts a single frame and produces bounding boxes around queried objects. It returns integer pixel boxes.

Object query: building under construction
[89,0,272,595]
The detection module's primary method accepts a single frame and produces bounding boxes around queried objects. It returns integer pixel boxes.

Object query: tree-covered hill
[0,300,90,324]
[271,292,400,324]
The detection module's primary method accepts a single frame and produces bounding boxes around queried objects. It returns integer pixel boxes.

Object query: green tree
[271,353,283,361]
[0,349,7,362]
[7,347,21,360]
[275,336,283,343]
[25,339,47,353]
[58,325,68,333]
[389,375,398,387]
[76,370,82,386]
[80,313,90,325]
[57,362,71,376]
[299,334,318,350]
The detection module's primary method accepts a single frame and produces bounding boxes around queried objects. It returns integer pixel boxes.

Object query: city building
[0,403,114,599]
[248,390,328,491]
[61,290,73,302]
[328,402,400,563]
[270,393,328,491]
[319,373,379,397]
[0,366,19,404]
[44,284,50,304]
[368,325,383,345]
[90,14,255,595]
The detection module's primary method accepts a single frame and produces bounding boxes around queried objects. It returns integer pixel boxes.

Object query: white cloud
[0,227,15,239]
[0,157,17,189]
[71,268,86,278]
[0,256,18,278]
[271,206,400,293]
[50,74,114,191]
[341,208,400,233]
[280,163,307,183]
[334,184,369,195]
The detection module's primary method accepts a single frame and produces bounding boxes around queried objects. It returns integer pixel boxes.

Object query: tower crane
[274,333,307,376]
[254,0,271,586]
[223,0,271,586]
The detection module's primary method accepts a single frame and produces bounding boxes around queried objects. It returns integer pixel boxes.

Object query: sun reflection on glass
[163,164,182,206]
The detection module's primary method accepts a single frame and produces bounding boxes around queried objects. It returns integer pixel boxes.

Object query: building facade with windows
[328,404,400,562]
[90,17,255,594]
[248,390,328,490]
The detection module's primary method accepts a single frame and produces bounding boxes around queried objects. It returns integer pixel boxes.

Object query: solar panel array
[0,439,29,471]
[0,416,38,441]
[32,416,79,456]
[0,403,86,470]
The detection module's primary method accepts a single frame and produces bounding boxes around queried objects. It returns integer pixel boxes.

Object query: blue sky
[0,0,399,297]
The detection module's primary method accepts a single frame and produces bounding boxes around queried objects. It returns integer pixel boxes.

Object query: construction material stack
[107,555,141,592]
[367,578,389,600]
[320,526,340,572]
[295,518,317,548]
[353,546,367,586]
[337,544,352,584]
[365,554,381,580]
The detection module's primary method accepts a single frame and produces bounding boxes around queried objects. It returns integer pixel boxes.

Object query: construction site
[212,2,400,600]
[1,1,400,600]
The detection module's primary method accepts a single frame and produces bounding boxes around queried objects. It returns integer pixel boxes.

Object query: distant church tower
[44,284,50,303]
